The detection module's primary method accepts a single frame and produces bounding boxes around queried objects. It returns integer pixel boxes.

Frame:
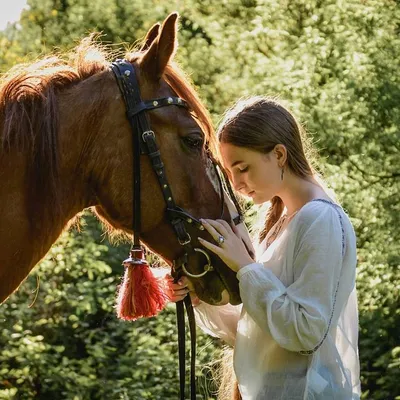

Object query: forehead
[219,143,260,166]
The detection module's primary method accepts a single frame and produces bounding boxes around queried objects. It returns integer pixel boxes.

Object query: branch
[347,157,400,180]
[338,146,400,180]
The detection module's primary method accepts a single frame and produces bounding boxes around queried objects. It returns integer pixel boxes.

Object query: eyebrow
[230,160,244,168]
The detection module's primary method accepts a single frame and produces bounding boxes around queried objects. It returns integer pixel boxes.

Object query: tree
[1,0,399,398]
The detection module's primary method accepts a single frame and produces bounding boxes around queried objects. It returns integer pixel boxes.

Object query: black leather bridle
[111,59,242,400]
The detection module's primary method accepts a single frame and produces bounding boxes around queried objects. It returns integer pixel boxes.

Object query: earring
[281,168,284,181]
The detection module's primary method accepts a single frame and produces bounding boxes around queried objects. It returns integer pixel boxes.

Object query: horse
[0,13,241,310]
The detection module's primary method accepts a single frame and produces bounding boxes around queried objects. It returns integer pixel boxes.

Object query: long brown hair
[216,96,319,242]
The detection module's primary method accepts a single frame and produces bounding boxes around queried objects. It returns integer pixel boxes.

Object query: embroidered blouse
[194,199,361,399]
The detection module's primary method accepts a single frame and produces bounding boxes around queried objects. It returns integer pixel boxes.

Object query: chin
[254,193,271,205]
[252,197,264,205]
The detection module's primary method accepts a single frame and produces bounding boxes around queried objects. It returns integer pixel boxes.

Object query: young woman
[166,96,361,400]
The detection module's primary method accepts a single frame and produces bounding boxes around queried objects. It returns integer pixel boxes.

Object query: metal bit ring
[181,248,214,278]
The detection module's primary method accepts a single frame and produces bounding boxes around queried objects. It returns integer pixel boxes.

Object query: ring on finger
[218,235,225,245]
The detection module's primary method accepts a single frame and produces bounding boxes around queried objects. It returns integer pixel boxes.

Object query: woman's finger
[216,219,234,234]
[198,237,223,256]
[169,276,189,287]
[230,221,239,235]
[241,240,255,259]
[171,281,188,289]
[166,285,190,302]
[243,236,255,258]
[169,284,189,297]
[206,219,230,237]
[199,219,222,243]
[235,224,256,258]
[169,294,189,302]
[178,276,190,286]
[174,287,190,296]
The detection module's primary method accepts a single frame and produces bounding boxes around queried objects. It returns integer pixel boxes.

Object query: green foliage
[0,0,399,399]
[0,213,221,399]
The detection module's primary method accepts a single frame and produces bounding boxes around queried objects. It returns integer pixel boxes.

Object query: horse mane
[0,36,109,152]
[0,34,215,229]
[0,35,110,227]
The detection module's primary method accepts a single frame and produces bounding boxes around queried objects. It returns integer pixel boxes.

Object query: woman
[166,96,361,399]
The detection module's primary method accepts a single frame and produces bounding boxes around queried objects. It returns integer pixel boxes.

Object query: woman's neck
[277,173,329,215]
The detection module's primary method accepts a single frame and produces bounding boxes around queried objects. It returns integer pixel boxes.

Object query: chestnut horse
[0,14,241,308]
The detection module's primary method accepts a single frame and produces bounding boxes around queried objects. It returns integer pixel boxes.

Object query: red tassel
[116,248,168,321]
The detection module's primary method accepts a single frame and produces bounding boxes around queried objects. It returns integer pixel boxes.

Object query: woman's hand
[198,219,255,272]
[223,191,256,260]
[164,274,201,306]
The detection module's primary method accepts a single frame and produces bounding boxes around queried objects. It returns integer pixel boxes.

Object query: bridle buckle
[178,233,191,246]
[142,130,155,142]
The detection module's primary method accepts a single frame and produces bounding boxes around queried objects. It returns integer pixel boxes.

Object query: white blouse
[194,199,361,399]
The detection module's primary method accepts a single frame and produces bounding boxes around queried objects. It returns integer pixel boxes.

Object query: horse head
[0,13,243,307]
[92,14,242,306]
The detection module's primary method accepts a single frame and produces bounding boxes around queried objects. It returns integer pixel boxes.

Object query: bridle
[111,59,242,400]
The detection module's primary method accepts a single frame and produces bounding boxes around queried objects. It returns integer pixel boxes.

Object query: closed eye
[239,166,249,173]
[182,134,204,150]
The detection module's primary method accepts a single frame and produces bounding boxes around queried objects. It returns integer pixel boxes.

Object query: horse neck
[0,74,111,303]
[0,155,83,304]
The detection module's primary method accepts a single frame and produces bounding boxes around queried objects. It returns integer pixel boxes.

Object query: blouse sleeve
[237,203,344,353]
[193,302,242,347]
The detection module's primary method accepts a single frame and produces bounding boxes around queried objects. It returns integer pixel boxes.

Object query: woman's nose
[231,174,244,192]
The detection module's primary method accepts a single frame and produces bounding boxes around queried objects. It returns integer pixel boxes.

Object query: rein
[111,59,242,400]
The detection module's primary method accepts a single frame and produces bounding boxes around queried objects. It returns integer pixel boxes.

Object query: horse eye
[183,135,204,150]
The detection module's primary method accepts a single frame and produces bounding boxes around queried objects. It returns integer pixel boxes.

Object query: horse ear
[140,12,179,80]
[140,22,161,52]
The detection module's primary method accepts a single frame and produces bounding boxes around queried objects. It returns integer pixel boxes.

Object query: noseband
[111,59,242,400]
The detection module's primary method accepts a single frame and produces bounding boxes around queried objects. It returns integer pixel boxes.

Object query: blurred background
[0,0,399,399]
